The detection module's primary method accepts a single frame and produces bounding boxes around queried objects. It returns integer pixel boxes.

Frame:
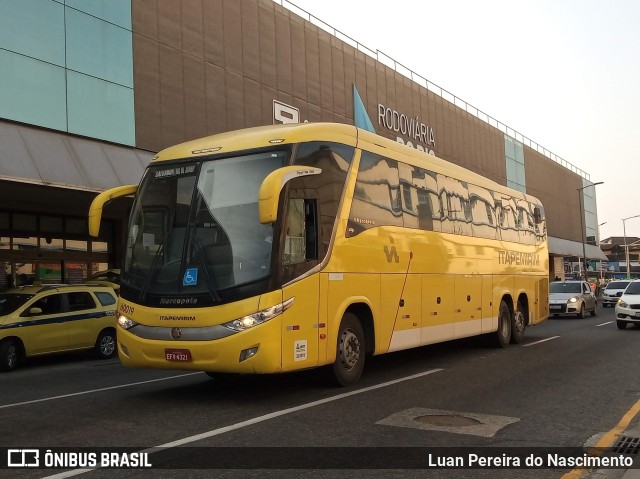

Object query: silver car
[614,279,640,329]
[549,281,597,318]
[602,280,630,308]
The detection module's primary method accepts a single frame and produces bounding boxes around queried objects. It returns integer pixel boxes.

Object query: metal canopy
[548,236,608,261]
[0,121,153,192]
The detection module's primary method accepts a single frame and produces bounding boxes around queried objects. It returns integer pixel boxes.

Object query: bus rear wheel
[331,313,365,387]
[510,301,526,344]
[494,300,512,348]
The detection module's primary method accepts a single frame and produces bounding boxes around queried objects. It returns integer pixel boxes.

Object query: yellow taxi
[0,284,118,372]
[85,269,121,295]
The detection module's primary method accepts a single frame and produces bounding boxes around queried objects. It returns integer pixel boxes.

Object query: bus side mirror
[88,185,138,237]
[258,166,321,224]
[533,206,543,224]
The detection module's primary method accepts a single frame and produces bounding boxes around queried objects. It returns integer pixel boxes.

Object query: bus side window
[283,198,318,265]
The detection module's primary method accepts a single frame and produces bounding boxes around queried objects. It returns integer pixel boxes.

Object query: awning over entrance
[0,121,154,192]
[548,236,608,261]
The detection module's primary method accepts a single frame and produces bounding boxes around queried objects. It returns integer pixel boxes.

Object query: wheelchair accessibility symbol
[183,268,198,286]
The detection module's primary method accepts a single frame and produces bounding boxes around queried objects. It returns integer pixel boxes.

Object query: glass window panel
[0,50,67,131]
[468,184,497,239]
[347,152,402,237]
[497,196,520,242]
[66,239,88,252]
[40,237,64,253]
[91,241,108,254]
[14,262,36,287]
[507,180,526,193]
[13,236,38,253]
[515,162,526,185]
[505,158,517,180]
[14,214,37,232]
[437,174,472,236]
[67,71,135,145]
[68,291,96,310]
[504,136,516,160]
[65,8,133,87]
[0,262,9,291]
[66,217,86,235]
[515,144,525,164]
[38,263,63,284]
[91,262,110,275]
[41,216,64,233]
[32,292,64,312]
[0,0,65,66]
[66,262,88,283]
[283,198,306,265]
[65,0,132,29]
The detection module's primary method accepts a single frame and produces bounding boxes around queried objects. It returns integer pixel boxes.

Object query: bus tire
[494,300,512,348]
[510,302,526,344]
[331,313,365,387]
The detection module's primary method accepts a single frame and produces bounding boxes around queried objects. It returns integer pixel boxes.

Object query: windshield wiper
[139,241,166,303]
[189,233,220,302]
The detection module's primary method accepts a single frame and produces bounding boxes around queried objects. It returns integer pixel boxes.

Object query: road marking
[596,321,613,327]
[523,336,560,347]
[0,373,202,410]
[43,368,444,478]
[561,397,640,479]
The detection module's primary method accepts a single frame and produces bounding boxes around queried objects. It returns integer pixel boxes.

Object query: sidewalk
[588,409,640,479]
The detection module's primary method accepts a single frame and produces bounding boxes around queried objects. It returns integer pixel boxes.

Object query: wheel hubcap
[101,336,115,356]
[6,345,16,368]
[339,329,360,370]
[513,311,525,335]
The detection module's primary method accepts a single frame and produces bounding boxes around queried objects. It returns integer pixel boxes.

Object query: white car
[549,281,597,318]
[614,279,640,329]
[602,280,630,308]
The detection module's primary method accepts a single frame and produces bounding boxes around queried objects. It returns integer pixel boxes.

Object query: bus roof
[153,123,358,163]
[152,122,542,207]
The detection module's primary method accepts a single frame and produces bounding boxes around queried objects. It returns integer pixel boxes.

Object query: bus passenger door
[279,195,320,371]
[281,275,320,371]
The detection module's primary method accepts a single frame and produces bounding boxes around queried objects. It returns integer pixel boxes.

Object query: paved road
[1,306,638,478]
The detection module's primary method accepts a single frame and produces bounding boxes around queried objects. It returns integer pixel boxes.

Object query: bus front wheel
[494,300,512,348]
[331,313,365,387]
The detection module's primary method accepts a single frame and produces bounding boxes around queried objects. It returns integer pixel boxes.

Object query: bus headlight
[223,297,294,332]
[118,314,138,330]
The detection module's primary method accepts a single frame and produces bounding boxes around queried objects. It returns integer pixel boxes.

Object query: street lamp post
[622,214,640,279]
[577,182,604,280]
[598,221,606,280]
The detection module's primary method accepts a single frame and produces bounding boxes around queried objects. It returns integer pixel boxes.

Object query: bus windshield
[121,151,287,305]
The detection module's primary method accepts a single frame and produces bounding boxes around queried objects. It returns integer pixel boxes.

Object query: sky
[285,0,640,240]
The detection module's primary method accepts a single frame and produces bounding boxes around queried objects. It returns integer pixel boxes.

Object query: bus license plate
[165,348,192,362]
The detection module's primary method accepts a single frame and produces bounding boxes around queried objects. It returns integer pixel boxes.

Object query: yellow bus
[89,123,549,386]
